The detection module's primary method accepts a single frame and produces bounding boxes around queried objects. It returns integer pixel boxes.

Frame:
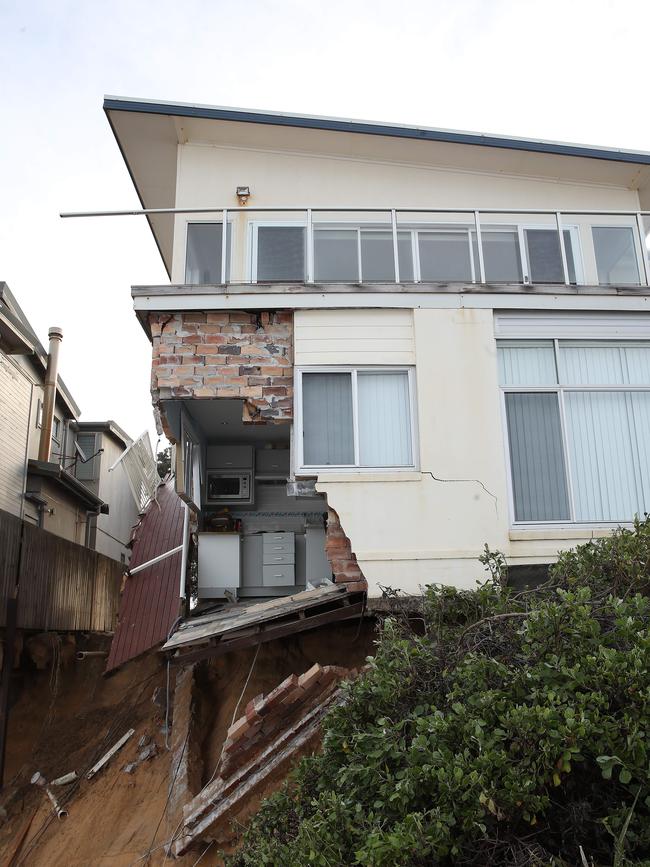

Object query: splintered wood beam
[86,729,135,779]
[170,602,366,666]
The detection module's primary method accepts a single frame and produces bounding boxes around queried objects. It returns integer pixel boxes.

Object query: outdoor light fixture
[236,186,251,205]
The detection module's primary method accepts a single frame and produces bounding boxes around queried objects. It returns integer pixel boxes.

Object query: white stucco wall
[294,307,624,595]
[169,142,642,285]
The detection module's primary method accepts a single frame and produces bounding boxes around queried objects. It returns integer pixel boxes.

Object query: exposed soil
[0,620,377,866]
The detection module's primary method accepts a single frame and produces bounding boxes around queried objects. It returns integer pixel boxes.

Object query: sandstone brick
[227,715,251,743]
[341,580,368,593]
[262,386,288,397]
[298,663,323,692]
[206,313,231,324]
[282,685,306,707]
[184,313,207,323]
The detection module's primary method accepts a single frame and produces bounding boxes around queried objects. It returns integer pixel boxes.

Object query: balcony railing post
[391,209,400,283]
[306,208,314,283]
[474,210,486,283]
[636,213,650,287]
[556,212,570,285]
[220,208,228,284]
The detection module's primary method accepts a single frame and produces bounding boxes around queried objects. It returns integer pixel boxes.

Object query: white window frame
[248,219,584,286]
[176,410,203,511]
[518,223,583,285]
[249,221,307,284]
[294,365,419,474]
[498,338,650,528]
[184,219,233,284]
[590,223,644,286]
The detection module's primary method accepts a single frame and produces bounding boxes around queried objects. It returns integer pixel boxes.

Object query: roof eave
[103,96,650,167]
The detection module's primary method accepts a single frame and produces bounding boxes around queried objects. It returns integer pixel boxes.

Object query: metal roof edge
[76,420,133,449]
[103,96,650,167]
[27,459,105,509]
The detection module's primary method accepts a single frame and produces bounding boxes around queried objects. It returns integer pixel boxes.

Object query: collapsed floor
[0,620,376,866]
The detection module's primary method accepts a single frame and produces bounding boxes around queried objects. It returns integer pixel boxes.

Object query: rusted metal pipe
[75,651,107,660]
[37,327,63,463]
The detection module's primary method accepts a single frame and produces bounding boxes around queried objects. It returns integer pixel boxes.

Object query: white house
[102,96,650,598]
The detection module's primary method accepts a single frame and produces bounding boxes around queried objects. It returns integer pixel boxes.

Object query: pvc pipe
[75,651,108,660]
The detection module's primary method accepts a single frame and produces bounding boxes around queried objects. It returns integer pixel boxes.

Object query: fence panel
[0,509,122,631]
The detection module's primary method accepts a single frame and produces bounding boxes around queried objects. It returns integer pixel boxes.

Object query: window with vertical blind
[296,367,417,470]
[498,340,650,523]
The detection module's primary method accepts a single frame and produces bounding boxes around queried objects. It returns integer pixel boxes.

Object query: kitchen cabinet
[198,533,241,597]
[206,445,253,469]
[255,449,290,478]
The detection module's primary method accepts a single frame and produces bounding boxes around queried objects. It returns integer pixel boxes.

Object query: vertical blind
[358,372,412,466]
[301,369,413,468]
[302,373,355,465]
[499,341,650,522]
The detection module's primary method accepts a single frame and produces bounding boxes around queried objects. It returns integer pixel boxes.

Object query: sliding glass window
[499,340,650,523]
[298,368,416,470]
[185,223,230,283]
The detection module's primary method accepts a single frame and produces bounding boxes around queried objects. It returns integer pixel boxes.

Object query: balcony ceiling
[105,97,650,275]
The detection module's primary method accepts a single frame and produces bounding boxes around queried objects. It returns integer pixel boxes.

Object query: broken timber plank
[170,601,366,666]
[163,585,348,652]
[86,729,135,780]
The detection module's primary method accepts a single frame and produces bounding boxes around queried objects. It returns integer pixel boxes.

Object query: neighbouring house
[102,96,650,600]
[0,282,141,562]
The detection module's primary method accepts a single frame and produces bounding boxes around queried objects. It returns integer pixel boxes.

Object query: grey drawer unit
[262,532,295,586]
[263,532,294,547]
[263,550,295,566]
[206,444,253,470]
[262,564,295,587]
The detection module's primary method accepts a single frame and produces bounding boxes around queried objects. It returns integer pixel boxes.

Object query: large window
[296,367,417,470]
[185,223,231,283]
[499,340,650,523]
[592,227,641,285]
[251,222,581,285]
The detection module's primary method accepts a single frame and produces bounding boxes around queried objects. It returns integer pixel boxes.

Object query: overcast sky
[1,0,649,450]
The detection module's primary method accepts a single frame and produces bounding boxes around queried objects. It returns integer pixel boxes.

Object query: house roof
[105,479,185,672]
[103,96,650,277]
[104,96,650,167]
[0,282,81,417]
[27,459,105,510]
[75,420,133,450]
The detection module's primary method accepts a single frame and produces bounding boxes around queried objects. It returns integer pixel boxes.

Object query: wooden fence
[0,509,123,632]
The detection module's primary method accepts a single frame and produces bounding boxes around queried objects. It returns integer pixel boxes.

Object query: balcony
[133,206,650,293]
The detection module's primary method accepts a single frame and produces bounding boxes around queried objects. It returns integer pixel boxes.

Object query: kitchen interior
[163,399,332,602]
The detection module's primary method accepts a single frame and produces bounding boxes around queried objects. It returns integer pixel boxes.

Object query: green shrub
[227,519,650,866]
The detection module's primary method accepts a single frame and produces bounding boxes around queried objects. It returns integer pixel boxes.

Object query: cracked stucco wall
[301,307,513,594]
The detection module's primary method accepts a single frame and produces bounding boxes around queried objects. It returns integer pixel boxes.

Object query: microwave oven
[206,471,252,503]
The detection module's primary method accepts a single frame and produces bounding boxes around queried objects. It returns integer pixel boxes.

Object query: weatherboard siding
[294,309,415,366]
[0,354,32,517]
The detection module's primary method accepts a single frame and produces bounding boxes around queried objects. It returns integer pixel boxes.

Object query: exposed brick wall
[176,663,361,853]
[325,508,367,593]
[149,311,293,424]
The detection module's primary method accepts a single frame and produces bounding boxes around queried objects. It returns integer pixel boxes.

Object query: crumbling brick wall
[149,311,293,425]
[325,508,367,593]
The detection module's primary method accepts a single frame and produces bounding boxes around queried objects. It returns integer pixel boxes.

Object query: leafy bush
[228,519,650,866]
